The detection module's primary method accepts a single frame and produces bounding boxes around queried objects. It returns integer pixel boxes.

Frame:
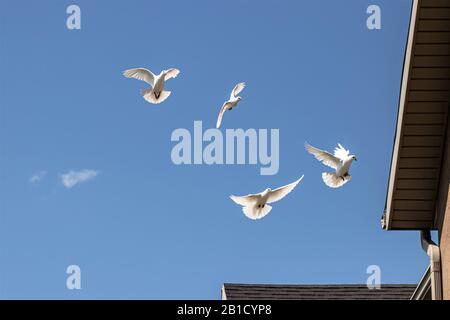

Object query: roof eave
[384,0,420,230]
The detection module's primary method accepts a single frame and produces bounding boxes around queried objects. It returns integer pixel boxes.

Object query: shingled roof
[222,284,417,300]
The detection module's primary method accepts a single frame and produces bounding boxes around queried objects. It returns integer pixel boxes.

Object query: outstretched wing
[216,102,230,128]
[305,142,341,169]
[230,82,245,99]
[164,68,180,81]
[334,143,350,161]
[123,68,155,86]
[267,175,304,204]
[230,194,259,207]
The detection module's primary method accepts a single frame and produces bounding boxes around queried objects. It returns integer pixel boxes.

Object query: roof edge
[384,0,420,230]
[411,266,431,300]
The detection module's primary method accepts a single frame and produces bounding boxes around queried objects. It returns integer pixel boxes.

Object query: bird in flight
[305,142,357,188]
[216,82,246,128]
[229,175,304,220]
[123,67,180,104]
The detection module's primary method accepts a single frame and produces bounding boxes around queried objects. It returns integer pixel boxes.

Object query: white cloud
[60,169,99,189]
[29,170,47,184]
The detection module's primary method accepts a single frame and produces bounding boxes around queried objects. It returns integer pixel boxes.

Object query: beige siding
[437,110,450,300]
[440,194,450,299]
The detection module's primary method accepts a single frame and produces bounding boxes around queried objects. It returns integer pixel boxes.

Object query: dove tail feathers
[322,172,350,188]
[242,205,272,220]
[141,89,172,104]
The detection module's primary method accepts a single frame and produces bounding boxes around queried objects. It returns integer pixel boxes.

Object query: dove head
[237,96,242,101]
[350,155,357,161]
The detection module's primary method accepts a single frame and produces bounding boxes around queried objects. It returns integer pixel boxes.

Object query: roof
[411,266,432,300]
[222,284,417,300]
[383,0,450,230]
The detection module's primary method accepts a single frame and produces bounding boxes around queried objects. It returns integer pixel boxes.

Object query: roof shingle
[223,284,417,300]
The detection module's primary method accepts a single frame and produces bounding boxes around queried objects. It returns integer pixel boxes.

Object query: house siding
[441,193,450,299]
[437,112,450,300]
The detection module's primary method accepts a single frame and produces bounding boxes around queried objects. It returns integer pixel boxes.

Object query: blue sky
[0,0,430,299]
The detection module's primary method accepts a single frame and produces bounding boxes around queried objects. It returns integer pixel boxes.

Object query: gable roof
[383,0,450,230]
[222,283,417,300]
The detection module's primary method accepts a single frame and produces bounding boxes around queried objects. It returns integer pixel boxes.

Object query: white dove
[123,67,180,104]
[216,82,246,128]
[229,175,304,220]
[305,142,357,188]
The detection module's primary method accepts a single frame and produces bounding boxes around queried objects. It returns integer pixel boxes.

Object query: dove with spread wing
[216,82,246,128]
[230,175,304,220]
[123,67,180,104]
[305,142,357,188]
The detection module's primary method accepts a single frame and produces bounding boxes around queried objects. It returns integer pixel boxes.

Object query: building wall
[437,112,450,300]
[439,190,450,299]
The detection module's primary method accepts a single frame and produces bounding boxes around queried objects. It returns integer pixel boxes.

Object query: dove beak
[354,157,357,161]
